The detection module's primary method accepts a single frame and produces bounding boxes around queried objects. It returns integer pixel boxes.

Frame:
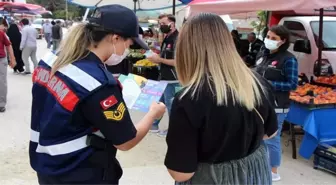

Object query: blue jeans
[153,83,179,126]
[44,33,52,49]
[265,113,287,168]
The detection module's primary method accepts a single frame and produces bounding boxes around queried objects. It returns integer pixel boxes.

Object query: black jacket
[160,30,179,81]
[245,39,264,66]
[52,25,62,40]
[254,49,295,108]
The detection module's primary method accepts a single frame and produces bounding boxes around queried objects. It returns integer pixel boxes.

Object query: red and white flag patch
[100,95,118,110]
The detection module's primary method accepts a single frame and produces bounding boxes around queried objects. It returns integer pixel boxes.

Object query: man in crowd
[245,32,264,67]
[42,20,52,49]
[231,29,242,56]
[148,14,179,137]
[51,20,63,52]
[0,21,16,112]
[20,18,38,75]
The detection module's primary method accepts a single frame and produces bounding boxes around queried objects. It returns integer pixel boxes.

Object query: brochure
[119,74,168,112]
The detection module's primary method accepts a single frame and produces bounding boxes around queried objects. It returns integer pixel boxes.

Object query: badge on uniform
[271,61,278,66]
[100,95,118,110]
[256,57,264,66]
[103,103,126,121]
[268,60,278,68]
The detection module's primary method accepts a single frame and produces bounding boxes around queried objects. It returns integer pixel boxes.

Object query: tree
[250,11,268,32]
[27,0,86,19]
[27,0,58,11]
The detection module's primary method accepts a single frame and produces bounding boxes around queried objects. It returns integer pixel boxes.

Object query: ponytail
[51,23,91,75]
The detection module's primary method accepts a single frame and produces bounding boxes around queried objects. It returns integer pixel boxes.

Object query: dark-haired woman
[7,24,24,73]
[255,25,298,182]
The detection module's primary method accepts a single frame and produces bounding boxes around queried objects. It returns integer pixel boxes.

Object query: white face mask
[105,43,129,66]
[264,38,281,51]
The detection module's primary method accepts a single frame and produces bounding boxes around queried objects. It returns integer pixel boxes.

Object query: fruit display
[290,95,313,104]
[134,59,158,67]
[314,91,336,104]
[290,83,336,105]
[290,84,332,96]
[315,76,336,85]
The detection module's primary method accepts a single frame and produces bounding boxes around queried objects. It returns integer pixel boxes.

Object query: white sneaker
[272,172,281,182]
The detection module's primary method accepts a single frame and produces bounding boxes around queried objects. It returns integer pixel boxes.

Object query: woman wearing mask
[29,5,165,185]
[164,13,278,184]
[255,25,298,182]
[7,23,24,73]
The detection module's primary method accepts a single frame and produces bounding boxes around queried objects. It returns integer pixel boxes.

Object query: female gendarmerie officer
[255,25,298,182]
[29,5,166,185]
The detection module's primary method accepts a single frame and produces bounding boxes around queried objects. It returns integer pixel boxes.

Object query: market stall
[67,0,187,14]
[68,0,189,79]
[285,76,336,172]
[187,0,336,15]
[183,0,336,173]
[0,2,48,14]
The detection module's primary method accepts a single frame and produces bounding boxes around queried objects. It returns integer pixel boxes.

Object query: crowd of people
[42,19,63,52]
[0,4,299,185]
[0,17,64,112]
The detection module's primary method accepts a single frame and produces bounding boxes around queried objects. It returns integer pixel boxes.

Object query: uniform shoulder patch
[100,95,118,110]
[256,57,264,66]
[103,103,126,121]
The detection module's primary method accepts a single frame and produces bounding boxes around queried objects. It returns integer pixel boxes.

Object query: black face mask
[160,24,171,34]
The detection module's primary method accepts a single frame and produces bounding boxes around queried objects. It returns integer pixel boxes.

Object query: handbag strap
[254,108,264,124]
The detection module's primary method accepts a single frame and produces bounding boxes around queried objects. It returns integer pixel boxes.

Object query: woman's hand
[149,102,166,120]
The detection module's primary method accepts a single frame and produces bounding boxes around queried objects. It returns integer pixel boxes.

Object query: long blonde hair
[51,23,109,75]
[176,13,264,111]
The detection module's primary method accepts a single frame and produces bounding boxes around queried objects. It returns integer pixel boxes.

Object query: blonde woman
[29,5,165,184]
[164,13,278,185]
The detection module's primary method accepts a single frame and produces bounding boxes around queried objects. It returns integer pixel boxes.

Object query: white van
[279,16,336,78]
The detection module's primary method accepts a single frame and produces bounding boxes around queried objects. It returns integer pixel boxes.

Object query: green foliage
[53,9,81,20]
[250,11,268,32]
[27,0,87,20]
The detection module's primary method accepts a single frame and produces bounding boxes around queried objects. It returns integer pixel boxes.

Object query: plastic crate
[315,143,336,162]
[314,155,336,174]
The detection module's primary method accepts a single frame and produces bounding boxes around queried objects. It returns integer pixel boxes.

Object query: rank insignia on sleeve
[103,103,126,121]
[100,95,118,110]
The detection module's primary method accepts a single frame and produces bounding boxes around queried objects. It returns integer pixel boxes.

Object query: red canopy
[188,0,336,15]
[0,2,46,13]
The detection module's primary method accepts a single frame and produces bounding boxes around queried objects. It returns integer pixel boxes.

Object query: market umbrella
[187,0,336,15]
[0,2,47,15]
[186,0,336,76]
[67,0,186,12]
[136,10,161,19]
[0,9,40,15]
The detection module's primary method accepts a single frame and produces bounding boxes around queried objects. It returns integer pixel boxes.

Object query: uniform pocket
[263,67,283,81]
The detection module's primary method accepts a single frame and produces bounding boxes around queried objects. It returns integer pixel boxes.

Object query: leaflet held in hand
[118,74,168,112]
